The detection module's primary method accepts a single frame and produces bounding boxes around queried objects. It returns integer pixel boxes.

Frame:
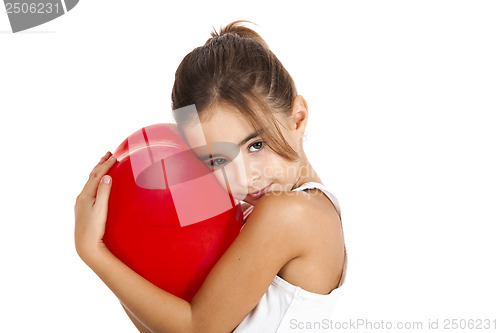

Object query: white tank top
[233,182,347,333]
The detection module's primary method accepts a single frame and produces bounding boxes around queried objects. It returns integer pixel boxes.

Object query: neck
[291,154,322,190]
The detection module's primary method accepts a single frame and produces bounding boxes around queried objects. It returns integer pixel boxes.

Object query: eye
[206,157,227,168]
[249,141,264,152]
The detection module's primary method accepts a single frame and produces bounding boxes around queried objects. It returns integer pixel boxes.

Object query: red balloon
[103,123,243,302]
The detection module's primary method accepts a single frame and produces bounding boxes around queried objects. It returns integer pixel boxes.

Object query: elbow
[149,305,194,333]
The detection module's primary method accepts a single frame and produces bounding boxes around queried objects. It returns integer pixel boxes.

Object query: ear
[290,95,308,136]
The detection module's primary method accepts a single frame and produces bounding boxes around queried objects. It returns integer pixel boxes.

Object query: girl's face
[182,103,305,206]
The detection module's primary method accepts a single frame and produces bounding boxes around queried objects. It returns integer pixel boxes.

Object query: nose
[218,149,262,198]
[243,153,264,191]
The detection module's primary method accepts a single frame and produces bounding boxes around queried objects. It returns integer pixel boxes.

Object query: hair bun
[207,20,269,49]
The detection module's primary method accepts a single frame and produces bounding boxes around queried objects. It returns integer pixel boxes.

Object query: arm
[74,153,310,332]
[83,194,307,332]
[121,302,152,333]
[189,194,308,332]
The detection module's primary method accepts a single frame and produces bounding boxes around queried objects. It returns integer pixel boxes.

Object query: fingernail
[102,175,111,184]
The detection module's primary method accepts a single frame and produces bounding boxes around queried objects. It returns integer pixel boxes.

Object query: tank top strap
[291,182,342,219]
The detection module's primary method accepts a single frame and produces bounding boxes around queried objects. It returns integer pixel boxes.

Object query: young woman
[74,20,347,333]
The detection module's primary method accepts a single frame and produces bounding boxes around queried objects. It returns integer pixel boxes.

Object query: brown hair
[171,20,299,161]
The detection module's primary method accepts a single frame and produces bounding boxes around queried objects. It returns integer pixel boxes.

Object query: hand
[74,151,117,263]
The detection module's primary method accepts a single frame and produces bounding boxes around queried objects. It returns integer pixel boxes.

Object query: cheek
[209,156,249,195]
[245,149,276,177]
[262,157,297,180]
[261,154,284,178]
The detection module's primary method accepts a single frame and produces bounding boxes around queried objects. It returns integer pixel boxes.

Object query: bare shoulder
[249,190,309,222]
[249,189,345,293]
[187,190,341,331]
[256,188,339,221]
[247,189,340,241]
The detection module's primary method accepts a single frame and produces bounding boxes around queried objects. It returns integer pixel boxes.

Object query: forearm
[82,246,192,333]
[121,302,152,333]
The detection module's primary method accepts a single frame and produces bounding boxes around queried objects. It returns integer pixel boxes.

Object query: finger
[82,155,117,199]
[87,154,117,183]
[80,153,113,197]
[90,151,112,177]
[97,151,112,165]
[94,175,112,212]
[77,152,113,203]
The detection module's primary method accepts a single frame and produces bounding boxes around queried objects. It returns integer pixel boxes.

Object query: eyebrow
[238,130,261,147]
[197,129,262,161]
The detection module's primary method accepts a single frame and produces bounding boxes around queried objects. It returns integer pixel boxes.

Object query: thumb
[94,175,112,212]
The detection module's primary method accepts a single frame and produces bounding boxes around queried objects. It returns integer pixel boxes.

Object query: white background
[1,1,499,332]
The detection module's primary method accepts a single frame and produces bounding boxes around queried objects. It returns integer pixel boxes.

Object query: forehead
[182,105,253,149]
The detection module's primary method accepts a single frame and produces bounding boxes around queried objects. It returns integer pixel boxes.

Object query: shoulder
[188,192,333,332]
[249,190,313,222]
[252,189,333,223]
[242,190,332,253]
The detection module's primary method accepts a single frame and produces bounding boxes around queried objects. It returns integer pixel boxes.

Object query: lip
[245,183,272,200]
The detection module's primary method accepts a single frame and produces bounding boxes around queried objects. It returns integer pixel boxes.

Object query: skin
[74,95,345,333]
[183,97,320,207]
